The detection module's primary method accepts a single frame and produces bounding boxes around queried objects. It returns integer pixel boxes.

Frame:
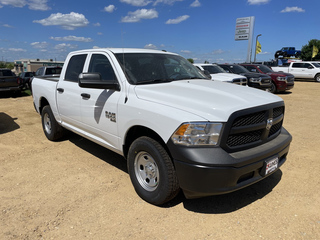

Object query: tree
[301,39,320,61]
[187,58,194,64]
[0,62,14,69]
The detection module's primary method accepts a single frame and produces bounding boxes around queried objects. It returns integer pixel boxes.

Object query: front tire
[315,73,320,83]
[127,136,179,205]
[270,82,277,93]
[41,105,64,141]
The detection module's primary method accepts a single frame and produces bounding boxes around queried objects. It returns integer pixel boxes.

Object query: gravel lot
[1,81,319,239]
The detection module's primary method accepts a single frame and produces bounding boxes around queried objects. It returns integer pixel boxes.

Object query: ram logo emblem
[266,118,273,130]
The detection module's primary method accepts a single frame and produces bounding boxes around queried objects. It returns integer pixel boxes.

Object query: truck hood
[241,72,270,79]
[210,73,246,82]
[267,72,294,77]
[133,79,282,122]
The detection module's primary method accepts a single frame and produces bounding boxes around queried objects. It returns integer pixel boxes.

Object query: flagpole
[254,34,261,63]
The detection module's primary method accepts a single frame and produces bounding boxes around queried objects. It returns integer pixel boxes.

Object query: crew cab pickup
[272,62,320,82]
[194,63,247,86]
[34,66,62,77]
[218,64,272,91]
[32,48,292,205]
[0,68,22,94]
[240,64,294,93]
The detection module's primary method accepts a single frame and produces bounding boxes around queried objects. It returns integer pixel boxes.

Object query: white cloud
[144,44,157,49]
[166,15,189,24]
[33,12,89,30]
[0,0,50,10]
[212,49,224,54]
[9,48,26,52]
[31,41,49,49]
[50,36,93,42]
[0,0,26,8]
[93,22,101,27]
[121,9,158,23]
[28,0,50,11]
[2,24,14,28]
[247,0,270,5]
[281,6,305,13]
[120,0,152,6]
[54,43,77,51]
[153,0,183,5]
[104,5,116,13]
[190,0,201,7]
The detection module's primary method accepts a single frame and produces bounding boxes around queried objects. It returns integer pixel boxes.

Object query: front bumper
[167,128,292,199]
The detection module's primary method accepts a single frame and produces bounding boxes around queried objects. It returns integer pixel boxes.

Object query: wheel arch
[38,96,50,114]
[123,125,170,160]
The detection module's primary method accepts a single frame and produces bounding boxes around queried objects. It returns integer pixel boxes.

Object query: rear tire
[127,136,180,205]
[41,105,64,141]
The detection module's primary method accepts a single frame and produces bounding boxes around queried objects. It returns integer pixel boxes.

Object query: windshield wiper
[136,79,173,85]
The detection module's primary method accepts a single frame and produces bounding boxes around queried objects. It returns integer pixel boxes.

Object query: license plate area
[261,156,279,176]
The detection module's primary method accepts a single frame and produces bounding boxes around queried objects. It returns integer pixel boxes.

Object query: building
[13,59,64,74]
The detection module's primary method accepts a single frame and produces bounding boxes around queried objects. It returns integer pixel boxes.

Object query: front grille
[233,78,247,86]
[287,76,294,83]
[261,77,271,85]
[220,103,285,153]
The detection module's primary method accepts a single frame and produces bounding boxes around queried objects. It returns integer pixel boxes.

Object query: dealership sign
[235,17,254,41]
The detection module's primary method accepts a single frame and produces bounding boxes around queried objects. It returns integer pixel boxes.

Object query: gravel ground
[0,81,319,239]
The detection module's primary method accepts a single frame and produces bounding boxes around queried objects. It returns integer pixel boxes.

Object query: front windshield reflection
[115,53,209,84]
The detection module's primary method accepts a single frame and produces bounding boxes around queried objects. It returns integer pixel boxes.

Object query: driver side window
[88,54,117,82]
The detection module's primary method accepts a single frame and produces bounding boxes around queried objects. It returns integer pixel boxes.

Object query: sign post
[235,16,255,63]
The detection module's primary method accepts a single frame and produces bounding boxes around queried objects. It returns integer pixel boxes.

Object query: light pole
[254,34,262,63]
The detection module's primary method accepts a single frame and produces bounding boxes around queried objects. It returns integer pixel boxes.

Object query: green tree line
[301,39,320,61]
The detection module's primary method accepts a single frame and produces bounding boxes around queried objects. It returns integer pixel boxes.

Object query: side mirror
[202,70,212,79]
[308,66,314,69]
[78,73,120,91]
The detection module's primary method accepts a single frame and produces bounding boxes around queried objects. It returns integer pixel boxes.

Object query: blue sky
[0,0,318,63]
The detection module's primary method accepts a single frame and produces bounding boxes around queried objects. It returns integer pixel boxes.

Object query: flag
[256,40,261,54]
[312,45,318,58]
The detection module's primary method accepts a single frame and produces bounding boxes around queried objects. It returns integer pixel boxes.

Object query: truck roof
[69,48,177,55]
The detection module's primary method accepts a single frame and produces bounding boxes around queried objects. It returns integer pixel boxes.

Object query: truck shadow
[0,112,20,134]
[178,170,282,213]
[67,131,128,173]
[66,131,282,212]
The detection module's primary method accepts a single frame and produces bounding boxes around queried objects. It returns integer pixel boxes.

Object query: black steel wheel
[127,136,179,205]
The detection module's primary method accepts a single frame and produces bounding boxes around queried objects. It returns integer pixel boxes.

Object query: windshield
[258,65,274,73]
[228,65,249,74]
[115,53,208,84]
[313,62,320,68]
[202,65,226,74]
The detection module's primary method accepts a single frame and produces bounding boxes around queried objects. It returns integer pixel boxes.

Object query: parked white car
[272,61,320,82]
[194,63,247,86]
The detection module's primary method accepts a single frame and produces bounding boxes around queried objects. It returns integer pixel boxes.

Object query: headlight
[171,122,223,146]
[249,77,261,83]
[277,76,287,81]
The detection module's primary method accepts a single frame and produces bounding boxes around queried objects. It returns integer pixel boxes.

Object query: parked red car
[240,64,294,93]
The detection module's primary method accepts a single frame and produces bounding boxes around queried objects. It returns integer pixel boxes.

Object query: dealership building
[13,59,64,75]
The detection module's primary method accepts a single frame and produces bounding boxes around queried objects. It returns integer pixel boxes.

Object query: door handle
[57,88,64,93]
[81,93,90,99]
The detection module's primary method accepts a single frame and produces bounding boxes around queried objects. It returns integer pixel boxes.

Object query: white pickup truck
[193,63,247,85]
[32,48,292,205]
[272,61,320,82]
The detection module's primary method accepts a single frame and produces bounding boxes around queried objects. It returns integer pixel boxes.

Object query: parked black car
[218,64,272,91]
[0,68,22,95]
[18,71,34,89]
